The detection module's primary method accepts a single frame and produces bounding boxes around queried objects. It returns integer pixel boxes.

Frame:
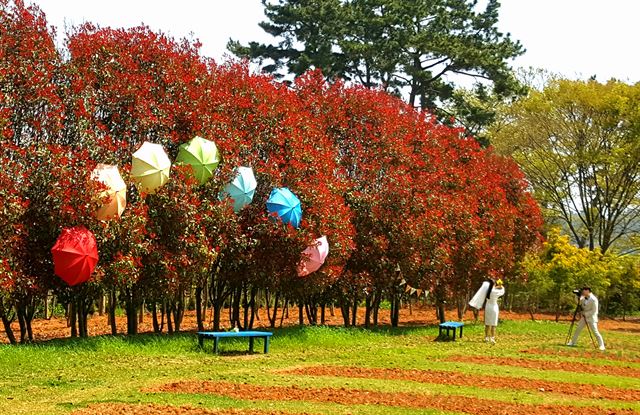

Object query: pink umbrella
[297,236,329,277]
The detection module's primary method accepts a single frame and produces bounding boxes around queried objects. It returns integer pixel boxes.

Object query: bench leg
[459,326,463,338]
[452,328,456,340]
[198,335,204,348]
[213,337,220,354]
[249,337,255,353]
[439,327,442,337]
[264,336,270,354]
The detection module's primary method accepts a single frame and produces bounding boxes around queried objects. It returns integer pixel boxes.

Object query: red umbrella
[51,226,99,286]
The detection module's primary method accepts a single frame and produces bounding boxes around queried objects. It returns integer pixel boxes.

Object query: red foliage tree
[0,0,63,145]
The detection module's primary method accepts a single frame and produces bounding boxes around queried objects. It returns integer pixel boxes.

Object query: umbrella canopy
[131,142,171,194]
[176,136,221,184]
[51,226,99,286]
[91,164,126,220]
[223,166,257,212]
[266,187,302,228]
[298,236,329,277]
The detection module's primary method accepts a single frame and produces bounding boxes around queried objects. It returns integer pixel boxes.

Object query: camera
[572,289,581,297]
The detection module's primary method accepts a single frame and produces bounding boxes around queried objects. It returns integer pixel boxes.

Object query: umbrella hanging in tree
[298,236,329,277]
[222,166,257,212]
[51,226,99,286]
[131,141,171,194]
[91,164,126,220]
[266,187,302,229]
[176,136,221,184]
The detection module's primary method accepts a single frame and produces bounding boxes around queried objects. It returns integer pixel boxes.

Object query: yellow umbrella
[131,142,171,194]
[91,164,126,220]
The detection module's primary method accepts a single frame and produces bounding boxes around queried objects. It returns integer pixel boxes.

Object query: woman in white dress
[484,279,505,344]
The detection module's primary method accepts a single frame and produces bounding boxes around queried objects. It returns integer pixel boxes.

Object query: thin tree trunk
[195,285,205,332]
[108,289,117,335]
[68,302,77,338]
[152,302,161,333]
[1,315,16,345]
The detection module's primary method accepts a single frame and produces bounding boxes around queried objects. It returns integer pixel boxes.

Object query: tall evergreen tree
[229,0,525,134]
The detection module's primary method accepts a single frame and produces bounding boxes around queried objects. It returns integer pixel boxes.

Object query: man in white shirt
[568,287,605,351]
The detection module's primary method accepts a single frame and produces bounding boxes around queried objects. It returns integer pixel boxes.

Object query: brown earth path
[148,381,640,415]
[71,404,307,415]
[280,365,640,401]
[446,355,640,378]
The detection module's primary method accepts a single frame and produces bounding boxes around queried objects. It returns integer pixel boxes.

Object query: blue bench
[197,331,273,354]
[438,321,464,340]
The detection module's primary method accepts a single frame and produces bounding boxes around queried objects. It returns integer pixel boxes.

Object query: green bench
[197,331,273,354]
[438,321,464,340]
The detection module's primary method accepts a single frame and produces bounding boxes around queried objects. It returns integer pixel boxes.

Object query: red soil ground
[281,365,640,402]
[148,381,640,415]
[71,404,306,415]
[446,355,640,378]
[3,306,638,344]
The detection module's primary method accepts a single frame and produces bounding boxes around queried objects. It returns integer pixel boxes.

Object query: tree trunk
[373,289,382,326]
[172,294,184,333]
[267,290,280,328]
[437,301,446,324]
[248,287,257,330]
[364,295,372,328]
[152,302,161,333]
[125,297,138,335]
[98,295,105,316]
[195,285,205,332]
[108,289,117,335]
[351,296,358,327]
[279,300,288,328]
[68,302,77,338]
[1,315,16,345]
[166,302,174,334]
[339,299,350,327]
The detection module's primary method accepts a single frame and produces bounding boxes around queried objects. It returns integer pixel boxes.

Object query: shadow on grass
[3,321,486,353]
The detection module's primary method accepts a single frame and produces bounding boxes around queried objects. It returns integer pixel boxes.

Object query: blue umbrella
[222,167,257,213]
[266,188,302,228]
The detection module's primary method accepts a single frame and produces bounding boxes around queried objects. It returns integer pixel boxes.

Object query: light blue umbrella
[266,188,302,229]
[222,166,257,213]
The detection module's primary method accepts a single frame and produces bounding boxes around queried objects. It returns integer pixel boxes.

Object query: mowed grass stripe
[446,355,640,378]
[71,404,303,415]
[148,381,640,415]
[521,348,640,364]
[280,365,640,402]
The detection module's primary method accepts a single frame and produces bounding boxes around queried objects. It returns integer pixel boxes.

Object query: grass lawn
[0,317,639,415]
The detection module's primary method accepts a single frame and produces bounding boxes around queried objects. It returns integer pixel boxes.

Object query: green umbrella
[176,136,221,184]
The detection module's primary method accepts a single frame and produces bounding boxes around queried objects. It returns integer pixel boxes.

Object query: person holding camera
[567,287,605,351]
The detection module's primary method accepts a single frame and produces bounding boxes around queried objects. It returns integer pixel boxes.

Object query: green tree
[605,256,640,320]
[490,79,640,253]
[522,228,611,321]
[229,0,524,132]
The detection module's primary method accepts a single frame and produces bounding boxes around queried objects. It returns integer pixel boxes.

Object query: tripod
[566,299,597,349]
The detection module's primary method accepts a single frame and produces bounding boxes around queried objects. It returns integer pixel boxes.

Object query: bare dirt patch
[522,348,640,364]
[71,403,304,415]
[148,381,639,415]
[281,365,640,402]
[446,355,640,378]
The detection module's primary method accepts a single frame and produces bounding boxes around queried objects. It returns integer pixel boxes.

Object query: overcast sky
[29,0,640,83]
